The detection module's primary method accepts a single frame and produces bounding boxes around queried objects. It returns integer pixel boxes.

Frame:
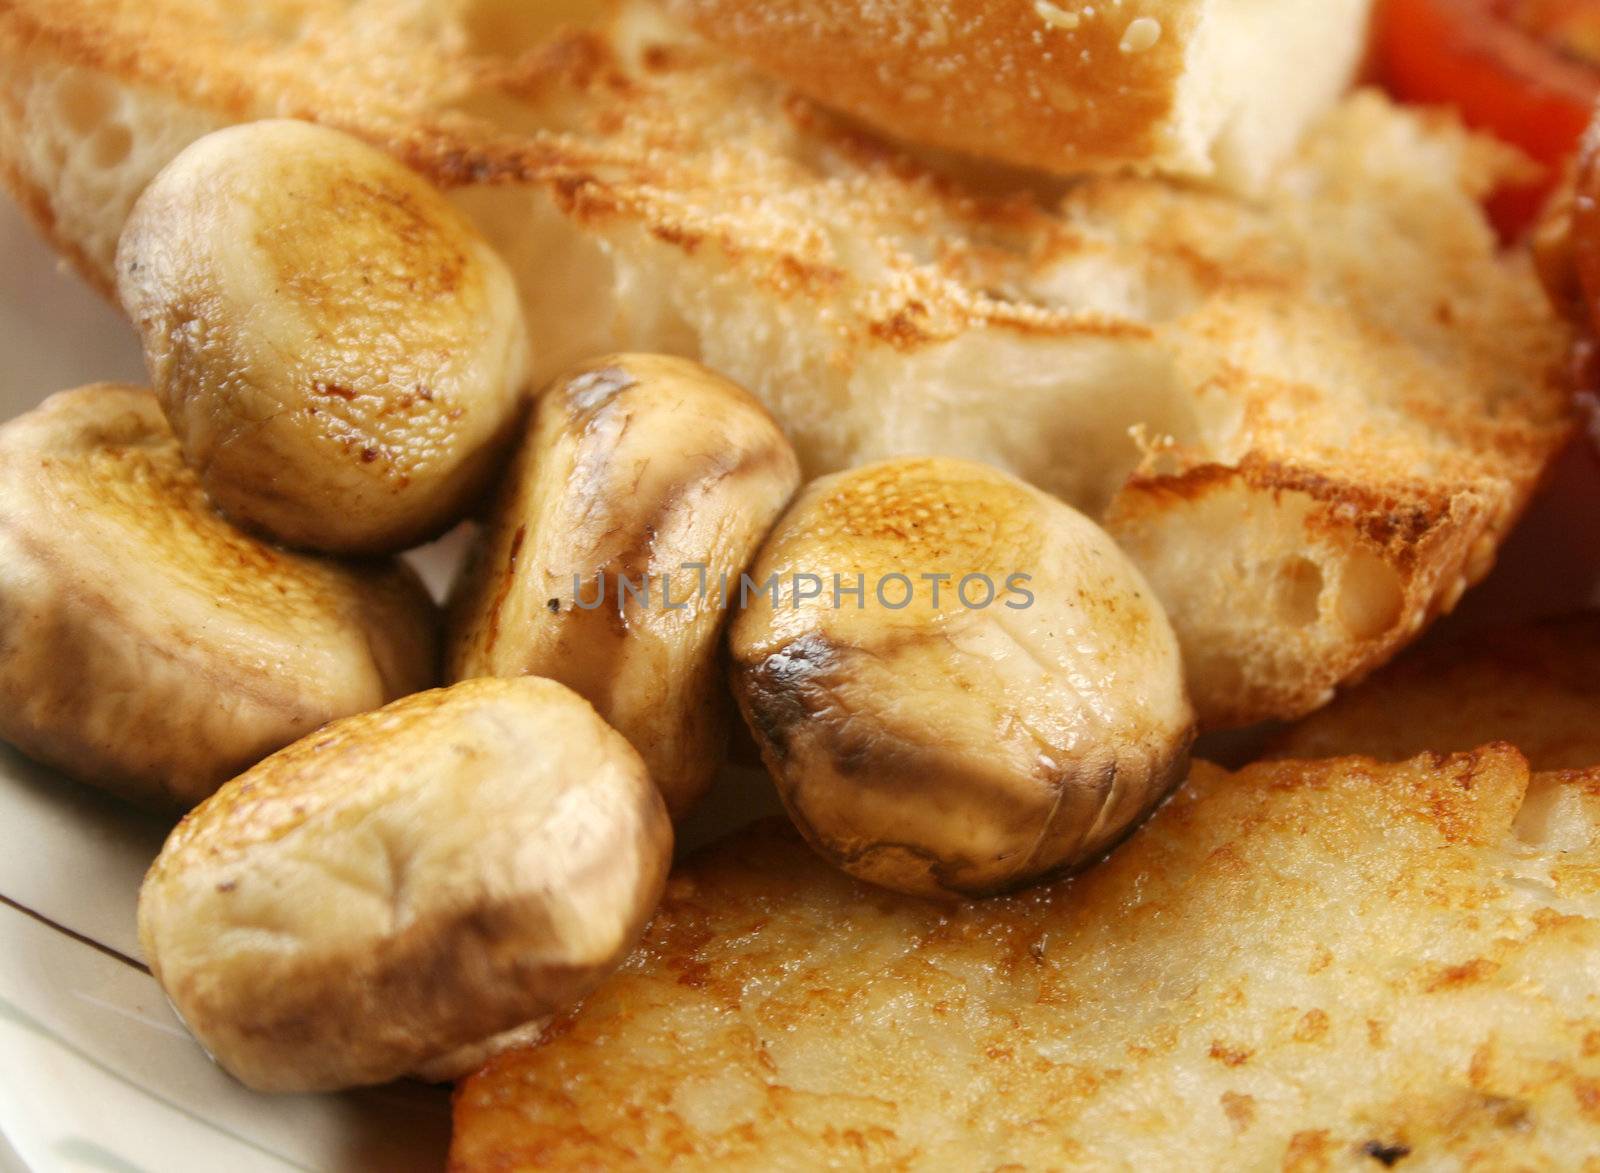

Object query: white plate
[2,188,1598,1172]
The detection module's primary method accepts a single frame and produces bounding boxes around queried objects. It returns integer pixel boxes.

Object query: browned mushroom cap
[0,383,438,810]
[729,456,1196,899]
[116,119,529,554]
[448,353,801,818]
[138,676,672,1093]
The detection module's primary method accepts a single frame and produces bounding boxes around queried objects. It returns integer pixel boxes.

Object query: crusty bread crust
[664,0,1195,175]
[0,0,1574,727]
[661,0,1374,186]
[1272,613,1600,770]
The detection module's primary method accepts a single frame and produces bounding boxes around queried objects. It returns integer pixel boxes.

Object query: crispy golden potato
[729,456,1194,898]
[1272,614,1600,770]
[117,120,529,554]
[449,354,799,818]
[0,383,437,809]
[455,746,1600,1168]
[139,677,671,1093]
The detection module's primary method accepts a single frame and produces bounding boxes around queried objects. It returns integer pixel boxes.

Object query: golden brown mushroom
[138,677,672,1092]
[0,384,437,809]
[449,354,800,818]
[117,119,529,554]
[729,456,1195,899]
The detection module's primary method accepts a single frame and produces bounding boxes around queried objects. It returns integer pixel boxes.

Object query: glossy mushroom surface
[0,383,438,809]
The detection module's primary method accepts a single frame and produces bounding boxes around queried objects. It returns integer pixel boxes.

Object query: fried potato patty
[454,746,1600,1169]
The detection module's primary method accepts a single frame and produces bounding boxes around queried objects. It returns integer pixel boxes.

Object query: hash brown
[453,745,1600,1169]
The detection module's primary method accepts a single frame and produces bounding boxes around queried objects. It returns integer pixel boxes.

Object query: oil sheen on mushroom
[0,383,438,809]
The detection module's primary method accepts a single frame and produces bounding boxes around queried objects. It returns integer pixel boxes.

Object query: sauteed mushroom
[449,354,800,818]
[117,119,529,554]
[0,384,437,809]
[730,456,1195,899]
[138,677,671,1092]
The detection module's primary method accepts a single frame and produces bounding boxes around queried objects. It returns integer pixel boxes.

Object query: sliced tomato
[1377,0,1600,237]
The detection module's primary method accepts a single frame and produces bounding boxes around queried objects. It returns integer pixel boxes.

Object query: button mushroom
[448,354,800,818]
[116,119,529,554]
[138,676,672,1093]
[0,384,438,810]
[728,455,1195,899]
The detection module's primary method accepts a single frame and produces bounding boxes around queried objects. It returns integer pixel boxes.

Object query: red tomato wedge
[1377,0,1600,236]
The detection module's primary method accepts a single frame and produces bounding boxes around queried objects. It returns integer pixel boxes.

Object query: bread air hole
[1336,551,1404,641]
[1274,556,1325,628]
[92,123,133,169]
[54,73,114,137]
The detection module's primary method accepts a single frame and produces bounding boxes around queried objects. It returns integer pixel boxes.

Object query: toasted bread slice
[1272,613,1600,770]
[453,746,1600,1169]
[662,0,1375,188]
[0,0,1572,726]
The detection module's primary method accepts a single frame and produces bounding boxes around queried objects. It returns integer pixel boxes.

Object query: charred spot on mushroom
[115,120,529,555]
[736,632,842,763]
[1360,1140,1411,1166]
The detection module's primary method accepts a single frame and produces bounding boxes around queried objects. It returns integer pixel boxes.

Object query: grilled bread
[662,0,1375,187]
[0,0,1572,726]
[454,746,1600,1168]
[1273,613,1600,770]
